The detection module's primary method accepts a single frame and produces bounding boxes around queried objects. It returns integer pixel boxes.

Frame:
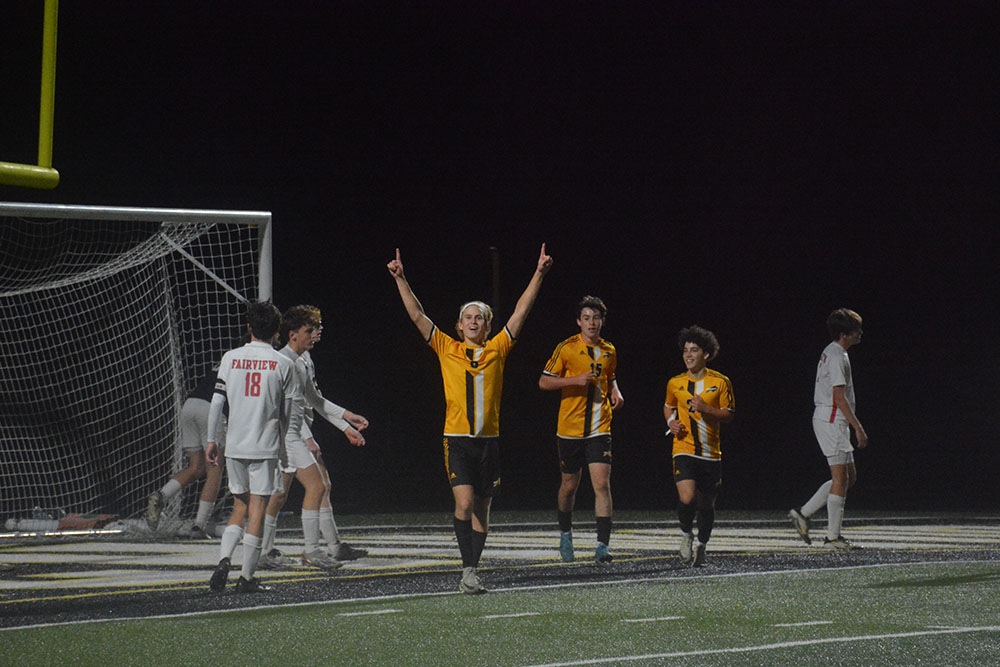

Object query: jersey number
[590,362,603,378]
[244,372,262,397]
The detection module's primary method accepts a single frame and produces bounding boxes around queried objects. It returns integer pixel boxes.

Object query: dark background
[3,2,997,515]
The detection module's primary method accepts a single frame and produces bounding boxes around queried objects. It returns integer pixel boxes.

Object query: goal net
[0,203,271,534]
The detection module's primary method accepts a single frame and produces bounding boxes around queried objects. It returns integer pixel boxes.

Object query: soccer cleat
[595,542,613,564]
[824,536,860,550]
[258,548,294,570]
[679,532,694,565]
[189,524,212,540]
[209,557,230,592]
[301,549,344,571]
[788,508,812,545]
[145,491,163,530]
[330,542,368,561]
[693,542,708,567]
[234,576,271,593]
[459,566,486,595]
[559,531,575,562]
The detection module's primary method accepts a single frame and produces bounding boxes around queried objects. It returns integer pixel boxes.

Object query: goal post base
[0,162,60,189]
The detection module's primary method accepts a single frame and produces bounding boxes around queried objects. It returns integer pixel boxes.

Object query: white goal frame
[0,202,271,532]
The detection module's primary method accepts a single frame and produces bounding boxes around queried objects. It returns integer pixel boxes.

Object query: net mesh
[0,211,266,530]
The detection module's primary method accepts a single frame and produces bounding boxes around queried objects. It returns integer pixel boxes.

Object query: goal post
[0,202,271,530]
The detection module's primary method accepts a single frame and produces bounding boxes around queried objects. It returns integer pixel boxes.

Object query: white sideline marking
[622,616,684,623]
[482,612,540,619]
[0,559,991,632]
[523,625,1000,666]
[337,609,403,617]
[773,620,833,627]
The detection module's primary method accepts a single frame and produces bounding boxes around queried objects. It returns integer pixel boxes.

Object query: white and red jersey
[813,341,856,424]
[279,346,350,442]
[209,341,300,460]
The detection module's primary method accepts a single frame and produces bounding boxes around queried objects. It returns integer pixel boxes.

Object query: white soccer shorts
[812,418,855,465]
[226,457,280,496]
[180,398,227,453]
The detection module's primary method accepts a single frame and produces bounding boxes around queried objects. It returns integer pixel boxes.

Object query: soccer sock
[261,513,278,553]
[595,516,612,546]
[160,478,183,501]
[471,530,488,568]
[802,480,833,518]
[240,532,262,580]
[696,508,715,544]
[319,506,341,546]
[302,509,321,554]
[827,493,846,541]
[453,517,474,568]
[220,524,243,561]
[678,501,696,534]
[558,510,573,534]
[194,500,214,529]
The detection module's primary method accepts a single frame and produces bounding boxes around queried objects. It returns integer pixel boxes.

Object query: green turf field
[8,559,998,666]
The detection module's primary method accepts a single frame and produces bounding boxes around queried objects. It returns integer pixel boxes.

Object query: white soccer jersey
[813,341,856,424]
[209,341,301,460]
[280,346,350,437]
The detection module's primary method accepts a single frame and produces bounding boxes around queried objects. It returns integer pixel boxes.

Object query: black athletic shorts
[558,434,612,474]
[672,454,722,494]
[443,436,501,497]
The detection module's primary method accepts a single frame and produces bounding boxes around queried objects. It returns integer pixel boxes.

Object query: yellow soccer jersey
[664,368,734,460]
[542,335,618,439]
[429,325,515,438]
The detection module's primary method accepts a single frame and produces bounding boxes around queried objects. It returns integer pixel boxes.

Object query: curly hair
[575,295,607,320]
[677,325,720,360]
[281,304,322,340]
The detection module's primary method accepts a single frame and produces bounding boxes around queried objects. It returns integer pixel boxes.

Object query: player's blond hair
[455,301,493,336]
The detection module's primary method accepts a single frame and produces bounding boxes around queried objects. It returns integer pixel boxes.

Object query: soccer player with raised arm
[387,244,552,594]
[538,296,623,564]
[789,308,868,549]
[258,304,369,570]
[206,301,302,593]
[664,326,735,568]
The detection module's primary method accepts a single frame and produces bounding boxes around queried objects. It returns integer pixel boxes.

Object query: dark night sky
[3,2,998,513]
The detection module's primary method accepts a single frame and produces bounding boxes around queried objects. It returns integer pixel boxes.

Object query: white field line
[337,609,403,617]
[622,616,684,623]
[482,612,540,619]
[523,625,1000,666]
[0,559,989,632]
[773,620,833,627]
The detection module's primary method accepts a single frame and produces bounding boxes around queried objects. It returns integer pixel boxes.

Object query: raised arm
[505,243,553,339]
[387,248,434,341]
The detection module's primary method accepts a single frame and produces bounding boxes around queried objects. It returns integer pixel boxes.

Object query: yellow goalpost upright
[0,0,60,190]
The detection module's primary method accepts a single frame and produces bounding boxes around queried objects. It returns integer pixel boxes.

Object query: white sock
[194,500,214,529]
[219,524,243,561]
[261,514,278,553]
[801,480,833,517]
[319,506,340,546]
[827,494,846,541]
[160,478,183,501]
[302,509,321,554]
[240,533,262,580]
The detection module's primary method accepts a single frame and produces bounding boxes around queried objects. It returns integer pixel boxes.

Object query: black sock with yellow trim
[453,517,474,568]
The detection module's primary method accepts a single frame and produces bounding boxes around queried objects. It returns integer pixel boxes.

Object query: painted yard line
[337,609,403,617]
[622,616,684,623]
[523,625,1000,666]
[482,612,541,619]
[1,558,988,632]
[773,620,833,627]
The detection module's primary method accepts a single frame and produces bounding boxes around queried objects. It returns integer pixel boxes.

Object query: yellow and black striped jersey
[542,335,617,439]
[429,325,515,438]
[664,368,734,460]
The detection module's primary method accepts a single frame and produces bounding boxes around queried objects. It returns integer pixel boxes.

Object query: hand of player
[567,372,593,387]
[305,437,321,457]
[346,411,369,431]
[610,390,624,410]
[855,425,869,449]
[668,420,687,438]
[387,248,405,279]
[536,243,553,275]
[345,426,366,447]
[689,394,709,414]
[206,441,219,466]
